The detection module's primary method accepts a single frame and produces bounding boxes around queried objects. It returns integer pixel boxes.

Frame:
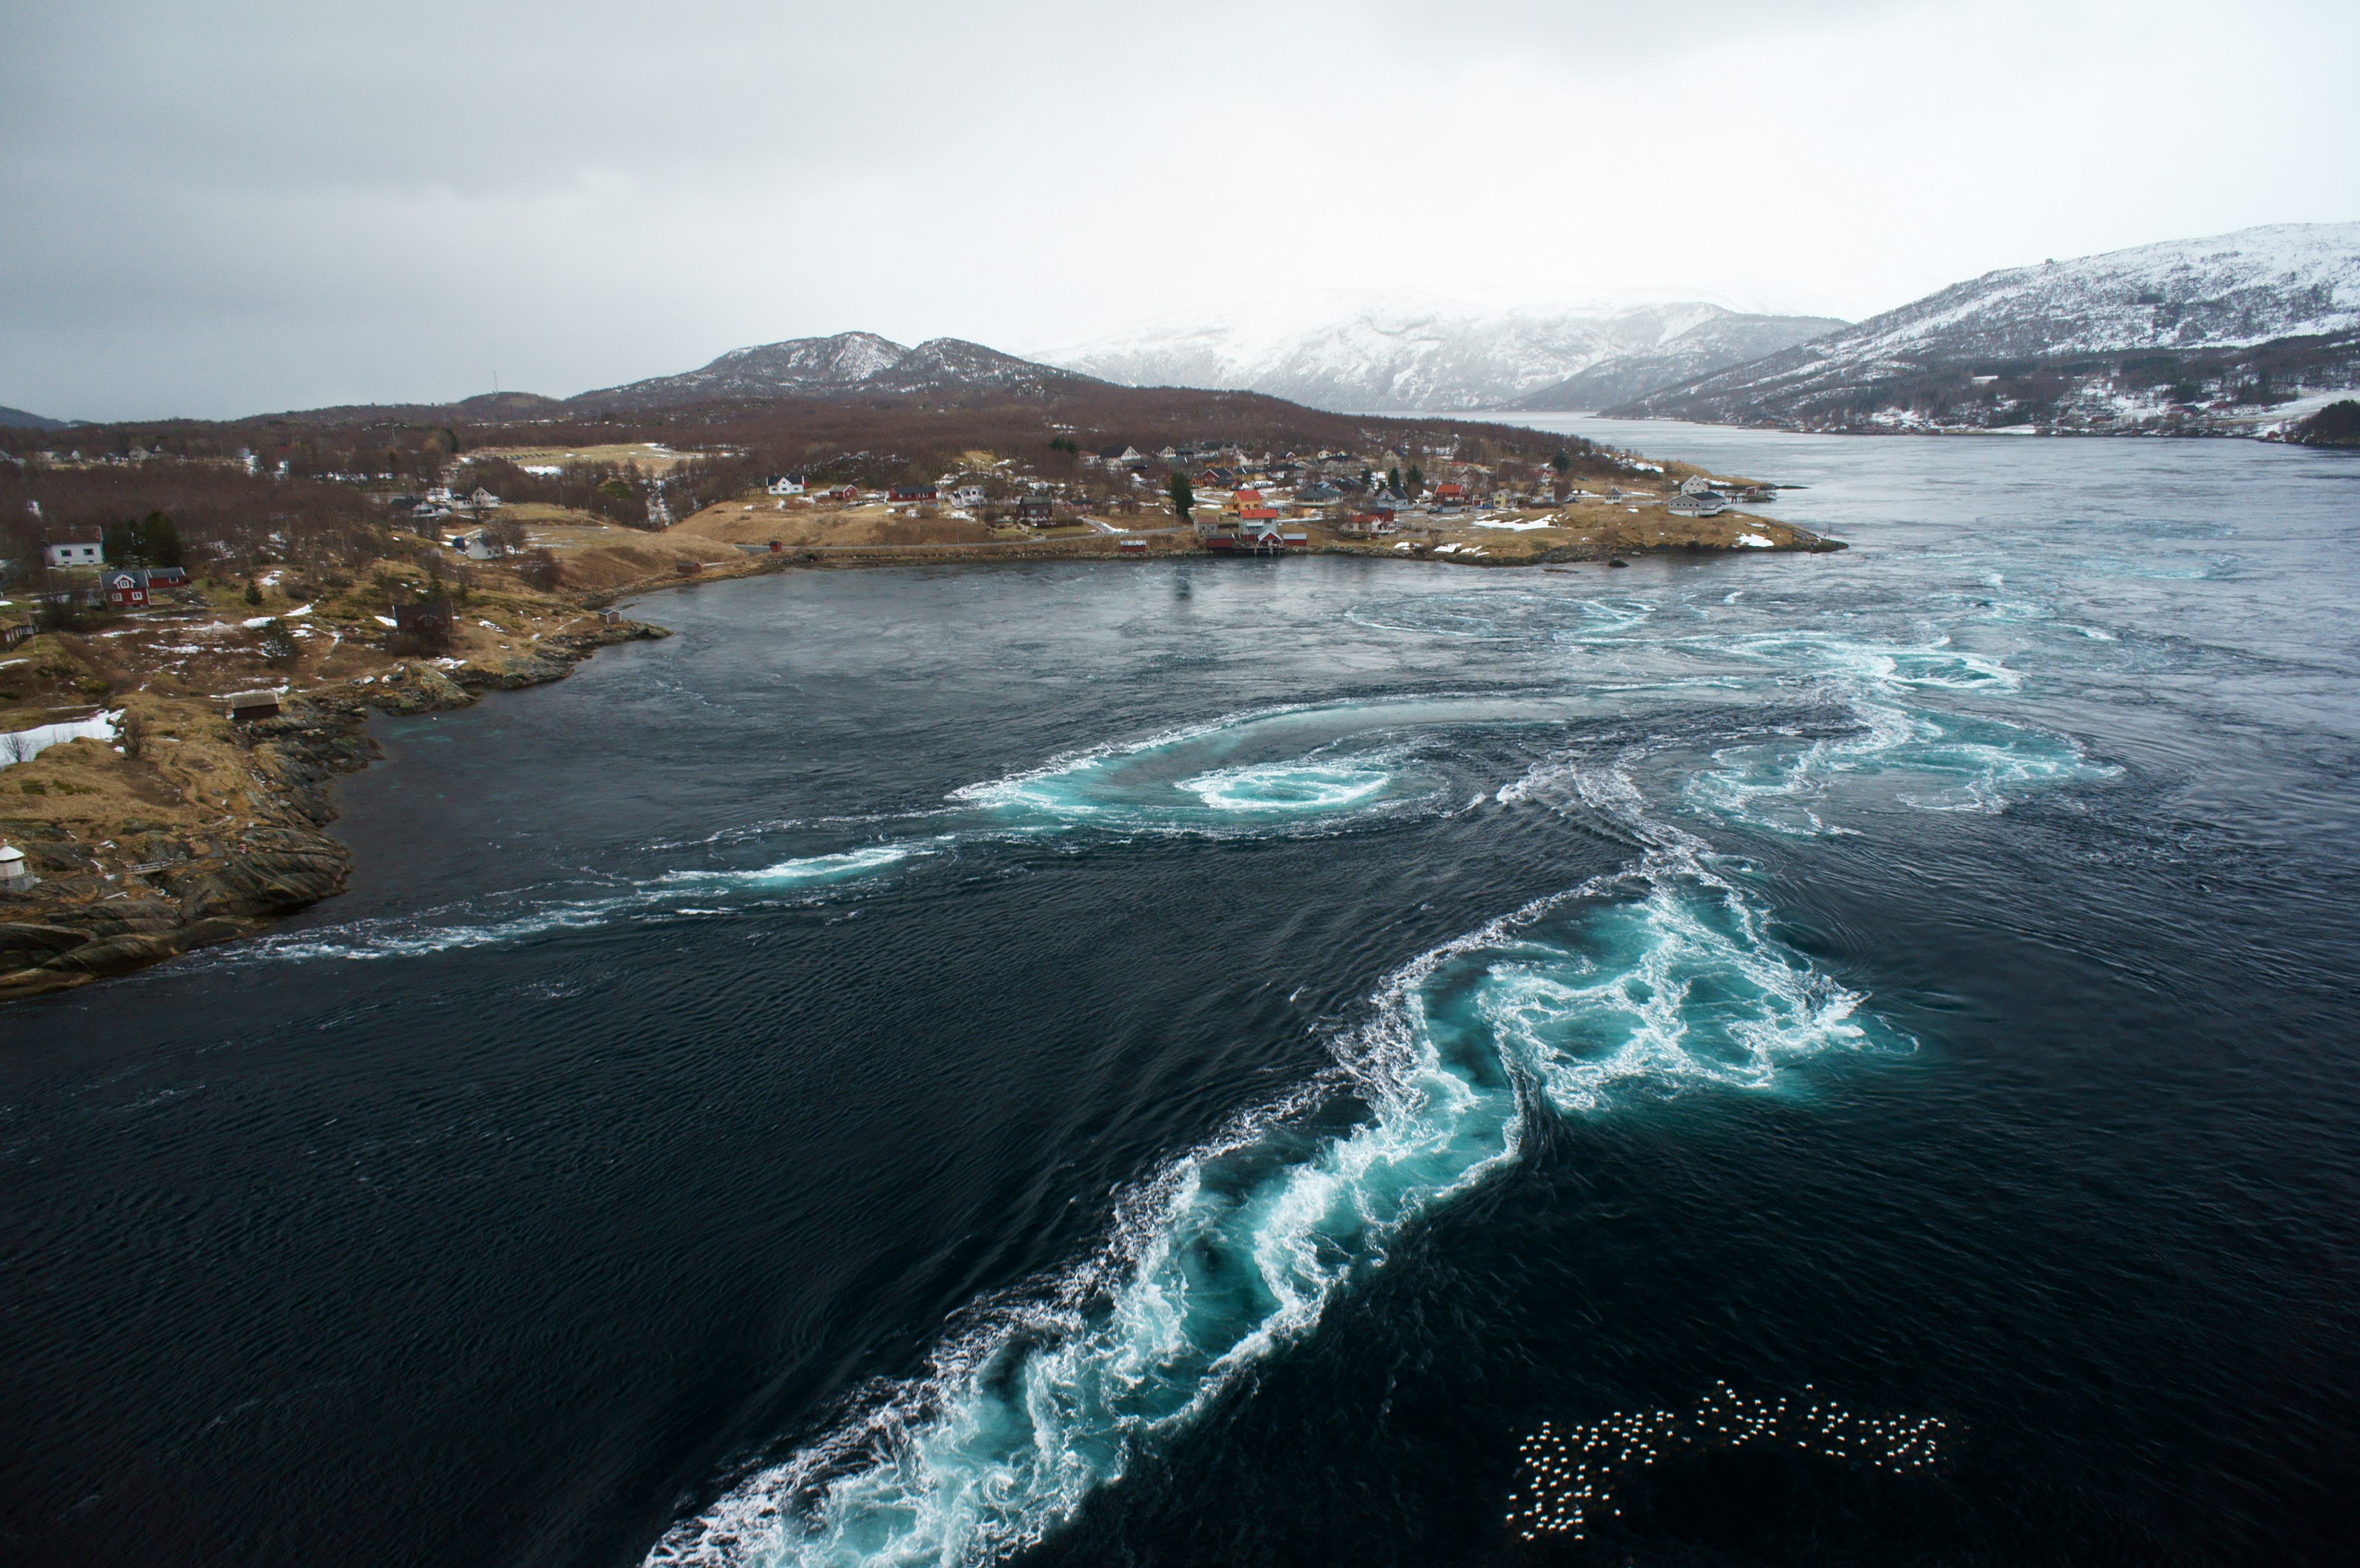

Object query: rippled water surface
[6,429,2359,1567]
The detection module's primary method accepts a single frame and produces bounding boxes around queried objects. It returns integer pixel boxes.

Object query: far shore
[1,475,1837,1000]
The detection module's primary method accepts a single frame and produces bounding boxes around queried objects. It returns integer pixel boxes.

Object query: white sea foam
[1342,593,1654,643]
[645,652,2108,1561]
[1679,633,2115,834]
[672,843,928,887]
[645,752,1885,1568]
[1175,761,1394,812]
[241,845,934,963]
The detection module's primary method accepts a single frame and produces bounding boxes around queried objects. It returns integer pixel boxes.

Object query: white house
[766,474,806,497]
[448,531,497,560]
[45,534,102,569]
[949,481,987,510]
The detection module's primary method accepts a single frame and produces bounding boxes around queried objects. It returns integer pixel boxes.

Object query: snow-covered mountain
[1034,297,1846,413]
[574,333,1095,410]
[1614,222,2360,426]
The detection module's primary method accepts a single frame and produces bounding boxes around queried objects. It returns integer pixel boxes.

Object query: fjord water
[7,430,2359,1568]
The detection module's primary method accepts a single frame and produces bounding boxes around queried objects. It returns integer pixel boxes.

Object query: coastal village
[615,431,1823,566]
[0,423,1829,995]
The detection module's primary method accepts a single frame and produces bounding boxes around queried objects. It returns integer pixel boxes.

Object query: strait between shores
[0,484,1833,999]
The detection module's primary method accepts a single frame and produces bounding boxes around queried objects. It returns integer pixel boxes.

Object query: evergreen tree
[102,510,184,567]
[1167,470,1194,525]
[140,510,181,567]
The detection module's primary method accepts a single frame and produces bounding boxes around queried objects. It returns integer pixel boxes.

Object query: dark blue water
[5,431,2359,1567]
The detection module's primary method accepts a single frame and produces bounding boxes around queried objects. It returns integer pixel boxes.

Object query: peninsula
[1,367,1834,997]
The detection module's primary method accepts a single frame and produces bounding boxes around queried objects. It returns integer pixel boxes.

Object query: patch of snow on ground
[2,710,120,764]
[1738,533,1775,548]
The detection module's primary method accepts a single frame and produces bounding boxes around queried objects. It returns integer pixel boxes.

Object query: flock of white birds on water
[1507,1382,1951,1542]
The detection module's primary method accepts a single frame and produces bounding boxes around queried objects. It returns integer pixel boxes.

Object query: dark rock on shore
[1,622,668,1004]
[0,701,367,998]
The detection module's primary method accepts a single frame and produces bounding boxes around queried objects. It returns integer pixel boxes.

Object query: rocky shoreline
[1,522,1833,1002]
[0,618,665,1001]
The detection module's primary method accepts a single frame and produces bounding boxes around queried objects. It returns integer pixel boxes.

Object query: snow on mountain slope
[1035,295,1845,412]
[1616,222,2360,424]
[573,333,1094,410]
[1504,312,1849,411]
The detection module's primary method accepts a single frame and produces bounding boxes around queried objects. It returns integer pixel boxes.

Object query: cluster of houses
[390,485,502,523]
[6,531,194,614]
[747,439,1740,551]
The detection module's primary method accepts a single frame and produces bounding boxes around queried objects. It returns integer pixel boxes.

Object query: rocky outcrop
[1,620,670,1005]
[454,621,667,690]
[160,828,352,920]
[0,698,370,998]
[354,662,476,714]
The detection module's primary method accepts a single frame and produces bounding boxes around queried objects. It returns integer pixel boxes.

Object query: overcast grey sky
[4,0,2356,420]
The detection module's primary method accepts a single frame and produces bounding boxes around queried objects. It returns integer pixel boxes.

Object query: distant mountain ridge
[1612,222,2360,427]
[1036,299,1847,412]
[571,333,1099,411]
[0,405,69,430]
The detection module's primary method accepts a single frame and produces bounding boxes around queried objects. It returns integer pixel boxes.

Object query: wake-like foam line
[644,755,1887,1568]
[242,843,940,963]
[673,843,932,888]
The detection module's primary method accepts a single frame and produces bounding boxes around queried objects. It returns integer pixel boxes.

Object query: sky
[4,0,2357,420]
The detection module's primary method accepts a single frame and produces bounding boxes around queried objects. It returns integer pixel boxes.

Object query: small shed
[394,599,452,637]
[103,570,149,609]
[227,689,282,723]
[0,842,33,891]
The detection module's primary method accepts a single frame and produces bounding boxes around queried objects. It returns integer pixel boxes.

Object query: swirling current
[6,427,2358,1568]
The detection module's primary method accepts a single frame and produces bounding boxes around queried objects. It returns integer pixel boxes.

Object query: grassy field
[472,442,694,471]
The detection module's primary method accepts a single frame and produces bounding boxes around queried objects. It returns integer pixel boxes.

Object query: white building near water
[46,534,103,569]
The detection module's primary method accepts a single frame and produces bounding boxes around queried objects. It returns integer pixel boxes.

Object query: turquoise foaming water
[1679,633,2117,834]
[1174,760,1397,813]
[645,744,1905,1568]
